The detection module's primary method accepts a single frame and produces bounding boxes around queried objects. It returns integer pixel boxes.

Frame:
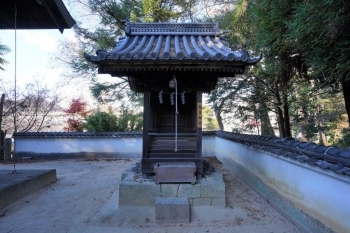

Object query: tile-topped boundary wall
[13,132,216,159]
[12,131,350,233]
[215,132,350,233]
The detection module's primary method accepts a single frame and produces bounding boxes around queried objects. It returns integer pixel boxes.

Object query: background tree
[0,42,10,71]
[55,0,200,106]
[63,98,89,132]
[84,107,119,132]
[213,0,350,142]
[85,106,142,132]
[207,77,246,131]
[288,0,350,125]
[202,105,218,131]
[0,78,61,133]
[54,0,350,146]
[113,106,143,131]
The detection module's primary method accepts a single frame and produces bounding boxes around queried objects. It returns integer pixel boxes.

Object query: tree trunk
[213,102,224,131]
[300,119,308,141]
[215,111,224,131]
[276,89,286,137]
[283,94,292,137]
[276,106,286,137]
[260,103,275,137]
[316,100,327,145]
[300,105,308,141]
[342,80,350,127]
[318,129,327,145]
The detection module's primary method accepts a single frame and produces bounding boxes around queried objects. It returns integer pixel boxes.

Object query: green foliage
[143,0,178,22]
[85,106,143,132]
[206,0,300,137]
[55,0,350,143]
[85,108,119,132]
[0,41,10,71]
[288,0,350,81]
[208,0,350,140]
[90,80,144,106]
[334,128,350,149]
[202,106,218,130]
[287,0,350,127]
[116,107,143,132]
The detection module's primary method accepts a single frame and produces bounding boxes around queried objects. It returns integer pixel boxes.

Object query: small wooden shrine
[85,20,261,177]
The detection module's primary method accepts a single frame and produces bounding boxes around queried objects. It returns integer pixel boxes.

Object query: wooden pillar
[142,91,150,160]
[4,138,11,160]
[196,91,203,174]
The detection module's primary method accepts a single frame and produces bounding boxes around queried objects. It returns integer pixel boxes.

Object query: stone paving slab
[0,169,57,210]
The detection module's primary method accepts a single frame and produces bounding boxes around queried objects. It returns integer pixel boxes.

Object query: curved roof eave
[85,21,262,67]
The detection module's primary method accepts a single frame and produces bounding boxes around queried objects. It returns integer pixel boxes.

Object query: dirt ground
[0,157,301,233]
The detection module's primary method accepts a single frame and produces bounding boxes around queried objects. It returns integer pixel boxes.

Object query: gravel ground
[0,157,301,233]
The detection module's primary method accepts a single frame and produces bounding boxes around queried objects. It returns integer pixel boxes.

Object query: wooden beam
[142,91,150,160]
[196,91,203,174]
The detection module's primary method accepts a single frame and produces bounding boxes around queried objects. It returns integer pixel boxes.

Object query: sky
[0,28,95,107]
[0,0,99,109]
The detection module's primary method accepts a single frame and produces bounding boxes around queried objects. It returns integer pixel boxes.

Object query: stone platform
[0,169,57,210]
[119,169,225,208]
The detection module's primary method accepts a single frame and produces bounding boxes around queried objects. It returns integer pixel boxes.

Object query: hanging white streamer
[174,76,178,152]
[158,90,163,104]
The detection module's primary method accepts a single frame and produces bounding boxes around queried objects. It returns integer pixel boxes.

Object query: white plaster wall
[215,137,350,233]
[14,137,216,157]
[15,138,142,155]
[202,136,216,157]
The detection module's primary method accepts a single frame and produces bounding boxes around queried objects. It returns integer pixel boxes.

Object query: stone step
[155,197,190,223]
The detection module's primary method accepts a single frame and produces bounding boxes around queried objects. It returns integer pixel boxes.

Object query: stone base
[0,169,57,210]
[119,169,225,208]
[155,197,190,223]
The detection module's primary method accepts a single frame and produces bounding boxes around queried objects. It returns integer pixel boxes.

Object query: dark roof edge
[13,132,143,138]
[13,131,216,138]
[53,0,76,29]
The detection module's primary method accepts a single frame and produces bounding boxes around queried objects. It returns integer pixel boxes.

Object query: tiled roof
[13,131,214,138]
[13,131,215,138]
[0,0,75,33]
[84,21,262,73]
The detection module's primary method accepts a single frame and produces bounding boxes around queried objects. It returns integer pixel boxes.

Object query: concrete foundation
[119,169,225,208]
[155,197,190,223]
[0,169,57,210]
